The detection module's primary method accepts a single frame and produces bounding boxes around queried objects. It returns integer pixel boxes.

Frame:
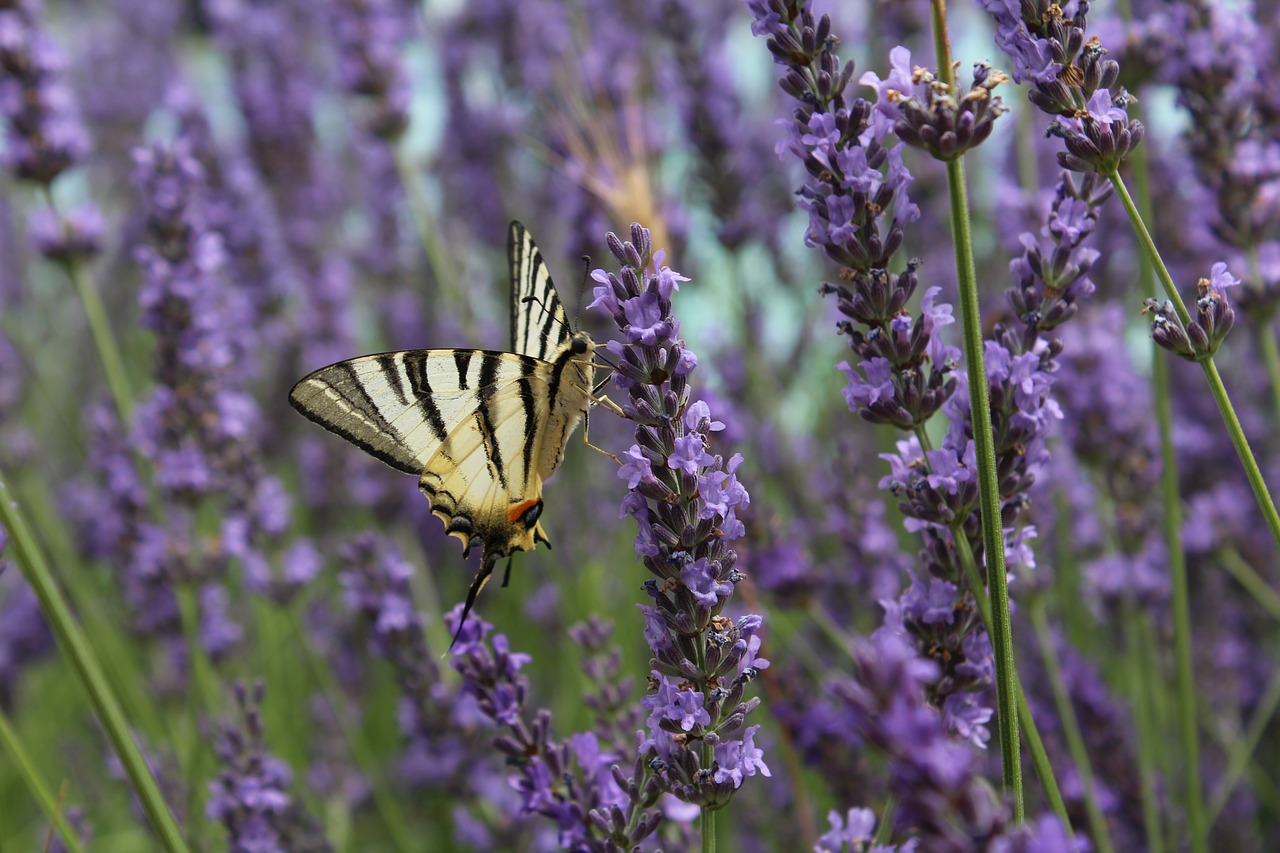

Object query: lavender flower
[340,534,458,782]
[590,223,768,810]
[207,0,339,264]
[326,0,411,139]
[815,806,880,853]
[754,5,917,271]
[450,607,668,850]
[832,633,1075,852]
[979,0,1144,173]
[1142,262,1241,361]
[1157,0,1279,318]
[0,0,90,184]
[28,202,103,263]
[861,46,1009,161]
[656,0,795,250]
[0,543,54,708]
[207,681,333,852]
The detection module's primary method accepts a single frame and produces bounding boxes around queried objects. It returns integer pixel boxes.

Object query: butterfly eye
[571,337,588,354]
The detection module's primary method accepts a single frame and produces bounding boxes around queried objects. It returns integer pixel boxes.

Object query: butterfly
[290,222,600,645]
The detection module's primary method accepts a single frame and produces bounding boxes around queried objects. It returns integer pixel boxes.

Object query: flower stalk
[0,470,189,852]
[1110,167,1280,557]
[933,34,1023,820]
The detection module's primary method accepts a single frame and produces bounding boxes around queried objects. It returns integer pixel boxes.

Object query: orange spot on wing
[508,498,540,524]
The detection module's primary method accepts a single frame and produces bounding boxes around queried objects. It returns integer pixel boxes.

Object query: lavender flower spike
[979,0,1144,173]
[590,224,768,810]
[0,0,91,184]
[208,681,333,852]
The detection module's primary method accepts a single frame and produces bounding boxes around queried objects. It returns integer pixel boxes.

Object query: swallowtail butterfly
[290,222,598,643]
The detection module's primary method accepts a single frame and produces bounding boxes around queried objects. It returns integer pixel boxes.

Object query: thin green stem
[42,188,134,422]
[1252,314,1280,427]
[0,707,85,853]
[1126,132,1179,851]
[176,585,217,841]
[1207,665,1280,824]
[1246,241,1280,424]
[284,607,415,853]
[1217,547,1280,622]
[695,632,716,852]
[1152,264,1208,853]
[1029,601,1116,853]
[0,470,189,852]
[392,145,464,315]
[927,0,1020,811]
[1121,602,1167,853]
[951,531,1070,831]
[1109,172,1280,554]
[944,154,1022,816]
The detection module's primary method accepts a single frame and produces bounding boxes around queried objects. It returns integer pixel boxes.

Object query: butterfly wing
[509,220,571,360]
[291,349,552,552]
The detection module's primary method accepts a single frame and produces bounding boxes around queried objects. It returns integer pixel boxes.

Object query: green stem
[284,607,415,853]
[392,145,464,315]
[1207,665,1280,825]
[1121,602,1167,853]
[1126,131,1172,850]
[43,188,134,423]
[1243,246,1280,426]
[695,632,716,853]
[0,706,85,853]
[0,470,189,852]
[1217,547,1280,622]
[1253,313,1280,426]
[927,0,1020,812]
[701,807,716,853]
[1029,601,1116,853]
[944,154,1022,817]
[1150,252,1208,853]
[1109,172,1280,555]
[952,531,1070,831]
[176,585,217,840]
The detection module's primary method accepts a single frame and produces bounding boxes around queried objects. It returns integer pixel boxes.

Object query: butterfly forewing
[509,221,571,360]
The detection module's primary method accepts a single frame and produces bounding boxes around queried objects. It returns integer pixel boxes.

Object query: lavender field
[1,0,1277,850]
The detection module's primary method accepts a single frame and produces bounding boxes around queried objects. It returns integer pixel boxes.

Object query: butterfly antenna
[522,293,552,323]
[449,551,499,651]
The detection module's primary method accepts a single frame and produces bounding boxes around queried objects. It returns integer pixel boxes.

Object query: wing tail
[450,550,500,650]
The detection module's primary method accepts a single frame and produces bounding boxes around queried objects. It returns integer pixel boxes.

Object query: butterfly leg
[450,551,499,651]
[502,555,515,588]
[591,392,626,417]
[581,409,622,464]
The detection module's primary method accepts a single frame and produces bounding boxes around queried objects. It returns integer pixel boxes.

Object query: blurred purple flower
[0,554,54,708]
[208,681,332,852]
[326,0,411,139]
[0,0,90,184]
